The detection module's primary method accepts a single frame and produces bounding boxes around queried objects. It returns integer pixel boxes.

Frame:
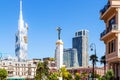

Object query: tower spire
[18,0,24,30]
[20,0,22,14]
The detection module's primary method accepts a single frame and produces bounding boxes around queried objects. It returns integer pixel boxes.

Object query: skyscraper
[63,48,79,68]
[72,30,88,67]
[15,0,28,61]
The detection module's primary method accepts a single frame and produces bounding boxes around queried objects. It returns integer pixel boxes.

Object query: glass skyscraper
[72,30,88,67]
[63,48,79,68]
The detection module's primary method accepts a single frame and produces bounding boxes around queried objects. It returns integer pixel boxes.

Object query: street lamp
[90,43,96,56]
[90,43,97,80]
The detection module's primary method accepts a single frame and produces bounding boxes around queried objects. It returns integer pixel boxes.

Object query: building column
[114,63,117,80]
[108,63,111,69]
[118,63,120,80]
[114,63,119,80]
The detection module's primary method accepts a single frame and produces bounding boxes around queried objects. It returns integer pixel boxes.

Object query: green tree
[43,60,49,77]
[81,72,88,79]
[60,67,71,80]
[105,69,114,80]
[98,69,114,80]
[0,68,8,80]
[49,58,55,61]
[100,55,106,75]
[74,73,81,80]
[35,61,50,80]
[47,72,58,80]
[67,73,73,80]
[35,62,44,80]
[90,54,98,80]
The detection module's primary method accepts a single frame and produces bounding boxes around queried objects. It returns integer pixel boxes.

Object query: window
[3,63,5,65]
[108,39,116,54]
[78,32,82,36]
[83,31,85,35]
[75,32,77,36]
[109,16,116,26]
[108,16,116,31]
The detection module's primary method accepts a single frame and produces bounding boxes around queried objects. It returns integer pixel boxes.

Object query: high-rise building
[63,48,79,68]
[100,0,120,79]
[15,0,28,61]
[72,30,88,67]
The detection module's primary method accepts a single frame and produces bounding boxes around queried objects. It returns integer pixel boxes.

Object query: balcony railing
[100,24,118,38]
[100,1,110,15]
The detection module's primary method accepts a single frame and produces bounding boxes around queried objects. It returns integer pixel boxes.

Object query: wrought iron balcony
[100,1,110,15]
[100,24,118,38]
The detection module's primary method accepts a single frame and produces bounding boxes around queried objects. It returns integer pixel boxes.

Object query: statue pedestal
[55,40,63,69]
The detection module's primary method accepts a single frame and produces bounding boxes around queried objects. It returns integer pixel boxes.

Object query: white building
[0,58,40,80]
[15,0,28,61]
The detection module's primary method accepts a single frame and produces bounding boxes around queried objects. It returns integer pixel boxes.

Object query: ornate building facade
[100,0,120,79]
[0,58,40,80]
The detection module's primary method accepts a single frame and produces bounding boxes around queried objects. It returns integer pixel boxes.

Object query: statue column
[55,27,63,80]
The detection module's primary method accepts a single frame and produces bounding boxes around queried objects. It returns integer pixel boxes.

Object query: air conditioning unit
[112,24,117,30]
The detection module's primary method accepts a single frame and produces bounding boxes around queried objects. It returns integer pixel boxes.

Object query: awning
[7,77,25,80]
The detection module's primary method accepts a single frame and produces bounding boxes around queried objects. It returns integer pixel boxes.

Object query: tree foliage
[59,67,73,80]
[47,72,58,80]
[105,69,114,80]
[98,69,114,80]
[100,55,106,75]
[35,61,49,80]
[74,73,81,80]
[0,68,8,80]
[90,54,98,79]
[90,54,98,64]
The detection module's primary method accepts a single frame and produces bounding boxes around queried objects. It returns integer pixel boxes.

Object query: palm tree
[100,55,106,75]
[90,54,98,80]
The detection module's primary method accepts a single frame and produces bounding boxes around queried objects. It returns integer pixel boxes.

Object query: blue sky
[0,0,107,65]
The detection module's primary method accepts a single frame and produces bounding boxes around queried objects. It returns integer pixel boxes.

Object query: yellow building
[100,0,120,79]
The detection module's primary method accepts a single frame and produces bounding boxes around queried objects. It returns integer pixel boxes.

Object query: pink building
[67,66,105,77]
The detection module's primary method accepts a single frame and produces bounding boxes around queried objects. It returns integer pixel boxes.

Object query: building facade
[15,0,28,61]
[67,66,105,78]
[100,0,120,79]
[63,48,79,68]
[0,58,40,80]
[72,30,89,67]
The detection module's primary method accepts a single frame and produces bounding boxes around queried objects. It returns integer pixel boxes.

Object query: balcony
[100,24,120,41]
[100,2,110,15]
[100,0,120,20]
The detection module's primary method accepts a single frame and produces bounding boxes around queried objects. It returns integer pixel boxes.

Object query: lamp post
[90,43,96,56]
[90,43,97,80]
